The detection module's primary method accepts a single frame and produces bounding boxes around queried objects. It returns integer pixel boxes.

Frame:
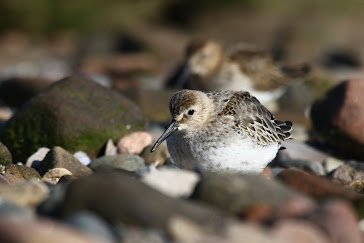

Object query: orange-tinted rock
[117,131,152,155]
[276,168,360,200]
[310,78,364,160]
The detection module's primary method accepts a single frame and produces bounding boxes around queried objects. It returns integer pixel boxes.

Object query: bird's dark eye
[188,109,195,115]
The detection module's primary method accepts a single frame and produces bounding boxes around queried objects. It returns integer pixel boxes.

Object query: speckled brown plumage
[152,89,292,174]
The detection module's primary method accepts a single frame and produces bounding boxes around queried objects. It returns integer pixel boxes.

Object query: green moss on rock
[0,76,146,162]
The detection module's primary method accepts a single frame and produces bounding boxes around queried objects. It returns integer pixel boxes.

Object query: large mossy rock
[0,76,145,162]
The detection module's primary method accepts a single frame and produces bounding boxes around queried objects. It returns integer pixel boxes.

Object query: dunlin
[168,40,309,105]
[151,89,292,174]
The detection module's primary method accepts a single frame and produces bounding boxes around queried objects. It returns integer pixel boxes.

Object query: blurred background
[0,0,364,125]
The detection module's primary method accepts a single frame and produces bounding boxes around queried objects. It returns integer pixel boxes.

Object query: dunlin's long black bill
[151,120,178,152]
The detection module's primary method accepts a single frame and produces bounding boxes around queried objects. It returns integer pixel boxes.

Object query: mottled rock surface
[3,164,41,184]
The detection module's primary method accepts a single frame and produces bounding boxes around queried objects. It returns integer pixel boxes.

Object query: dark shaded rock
[58,169,234,231]
[0,142,12,166]
[309,200,363,243]
[192,173,313,220]
[0,218,101,243]
[0,77,51,108]
[322,49,362,69]
[89,154,145,172]
[4,164,41,184]
[0,76,145,162]
[276,168,360,200]
[310,79,364,160]
[38,146,92,177]
[37,184,67,216]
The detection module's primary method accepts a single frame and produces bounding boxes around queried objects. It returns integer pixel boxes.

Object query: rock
[348,180,364,193]
[58,169,234,231]
[0,180,48,208]
[119,225,167,243]
[192,173,313,220]
[310,78,364,160]
[272,220,330,243]
[0,107,13,122]
[0,142,12,167]
[42,168,73,183]
[26,147,50,169]
[329,164,361,185]
[38,146,92,177]
[117,131,153,154]
[0,76,146,162]
[276,159,325,176]
[3,164,41,184]
[276,168,360,200]
[168,216,274,243]
[0,218,102,243]
[0,201,34,220]
[65,211,118,242]
[73,151,91,166]
[309,200,363,243]
[37,184,67,216]
[140,144,170,166]
[104,138,117,156]
[89,154,145,172]
[328,164,364,193]
[277,140,330,163]
[322,157,344,174]
[0,175,9,184]
[141,167,200,198]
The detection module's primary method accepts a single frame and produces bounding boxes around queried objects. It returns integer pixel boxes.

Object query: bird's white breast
[167,132,279,174]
